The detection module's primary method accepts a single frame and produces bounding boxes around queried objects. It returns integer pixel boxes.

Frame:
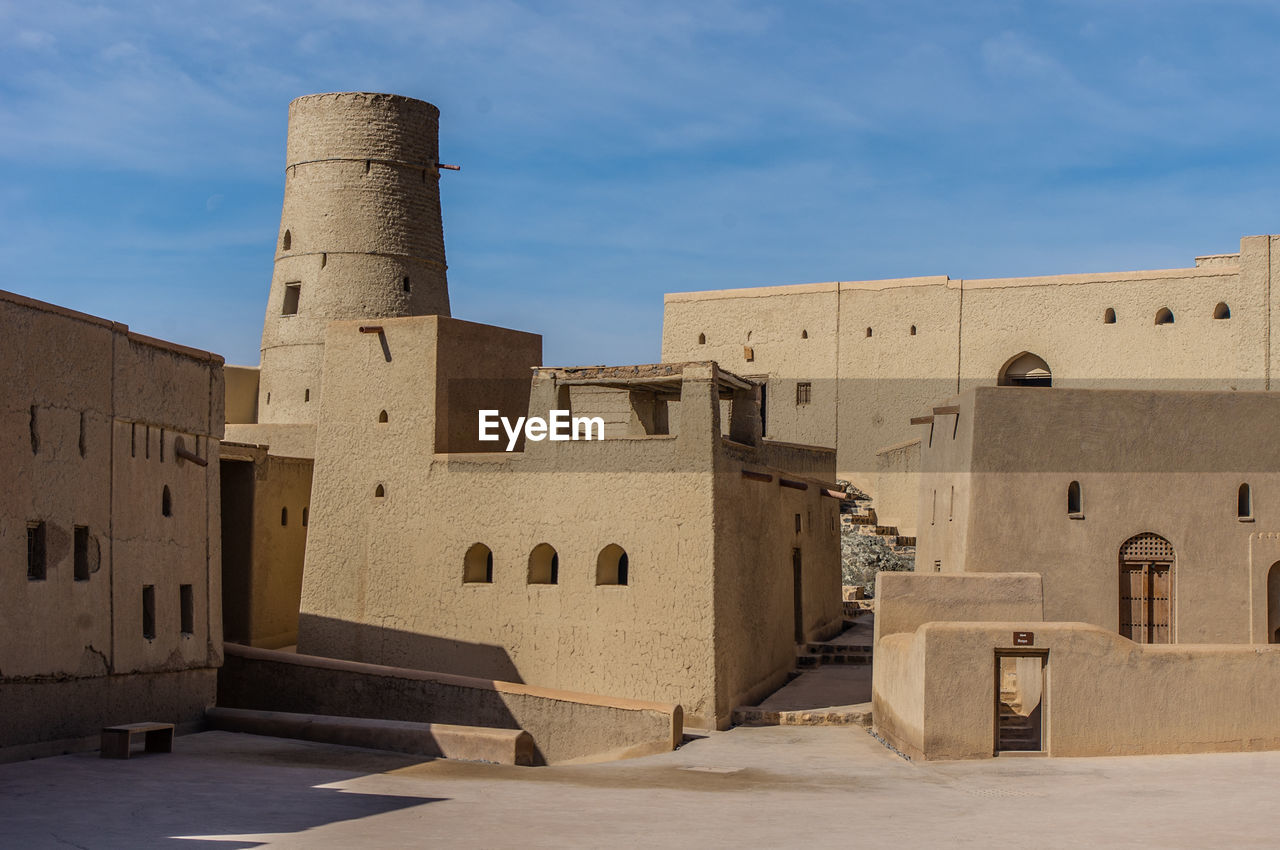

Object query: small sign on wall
[1013,631,1034,646]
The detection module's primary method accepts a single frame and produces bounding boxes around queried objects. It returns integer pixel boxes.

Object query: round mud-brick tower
[258,92,451,424]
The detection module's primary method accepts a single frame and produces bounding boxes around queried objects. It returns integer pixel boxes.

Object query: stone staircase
[731,618,875,728]
[841,504,916,556]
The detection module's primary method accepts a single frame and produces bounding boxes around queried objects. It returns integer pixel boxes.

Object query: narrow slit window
[29,405,38,454]
[180,585,194,635]
[910,325,917,336]
[302,507,309,527]
[1104,307,1116,324]
[79,411,86,457]
[801,329,808,339]
[74,525,90,581]
[27,521,46,581]
[281,229,291,251]
[403,277,411,293]
[1068,480,1083,515]
[375,484,386,498]
[142,586,156,640]
[866,327,873,338]
[304,388,310,402]
[162,485,172,517]
[378,410,389,423]
[698,333,706,345]
[282,283,301,316]
[281,507,288,526]
[1239,483,1253,519]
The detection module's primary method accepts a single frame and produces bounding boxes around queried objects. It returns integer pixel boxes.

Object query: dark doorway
[792,548,804,643]
[220,459,255,644]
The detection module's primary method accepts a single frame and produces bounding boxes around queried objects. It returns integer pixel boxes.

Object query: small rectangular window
[27,522,46,581]
[180,584,194,635]
[794,513,802,533]
[142,586,156,639]
[282,282,301,316]
[74,526,90,581]
[796,382,812,406]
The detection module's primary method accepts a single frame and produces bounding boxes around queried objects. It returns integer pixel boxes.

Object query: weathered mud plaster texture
[662,235,1280,531]
[0,289,223,757]
[259,92,451,426]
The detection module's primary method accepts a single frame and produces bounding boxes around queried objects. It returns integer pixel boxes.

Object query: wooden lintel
[932,405,960,416]
[358,325,384,334]
[909,415,934,425]
[742,469,773,483]
[779,478,808,490]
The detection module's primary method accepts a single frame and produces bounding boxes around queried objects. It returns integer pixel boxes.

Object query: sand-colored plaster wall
[0,289,223,750]
[874,439,920,537]
[880,620,1280,760]
[219,644,681,764]
[225,365,260,425]
[916,387,1280,642]
[663,237,1277,517]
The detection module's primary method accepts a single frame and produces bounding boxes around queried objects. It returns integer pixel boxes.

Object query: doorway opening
[995,651,1047,754]
[792,548,804,643]
[1119,532,1175,643]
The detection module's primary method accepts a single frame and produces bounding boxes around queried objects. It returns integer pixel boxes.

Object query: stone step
[802,642,872,655]
[796,653,871,669]
[732,703,873,728]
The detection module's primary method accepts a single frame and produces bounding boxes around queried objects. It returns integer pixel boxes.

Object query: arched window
[1104,308,1116,324]
[1238,483,1253,519]
[528,543,559,584]
[374,484,385,498]
[698,333,706,345]
[1155,307,1174,325]
[162,485,172,518]
[801,329,808,339]
[866,327,873,338]
[378,410,389,423]
[1214,302,1231,320]
[281,507,288,526]
[1119,533,1175,644]
[281,230,291,251]
[910,325,917,336]
[464,543,494,583]
[1067,481,1082,515]
[596,544,629,586]
[998,352,1052,387]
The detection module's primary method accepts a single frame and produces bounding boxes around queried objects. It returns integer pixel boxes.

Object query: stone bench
[100,722,174,759]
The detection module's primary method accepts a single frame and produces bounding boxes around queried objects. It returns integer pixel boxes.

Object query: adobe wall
[915,387,1280,642]
[882,620,1280,760]
[219,644,682,765]
[662,236,1277,518]
[296,322,839,727]
[874,438,920,538]
[0,289,223,751]
[259,92,452,427]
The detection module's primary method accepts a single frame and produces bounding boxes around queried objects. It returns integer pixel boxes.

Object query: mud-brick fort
[7,90,1280,764]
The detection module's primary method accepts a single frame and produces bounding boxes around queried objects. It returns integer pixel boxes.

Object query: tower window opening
[698,333,706,345]
[403,277,411,293]
[866,327,873,338]
[378,409,389,423]
[27,521,46,581]
[801,329,808,339]
[1068,481,1083,515]
[162,485,172,517]
[281,230,291,251]
[1104,307,1116,324]
[304,388,310,402]
[1239,483,1253,519]
[142,585,156,640]
[528,543,559,585]
[302,507,309,527]
[1214,302,1231,320]
[282,283,301,316]
[1155,307,1174,325]
[910,325,917,335]
[281,507,288,526]
[74,525,90,581]
[375,484,386,498]
[180,584,194,635]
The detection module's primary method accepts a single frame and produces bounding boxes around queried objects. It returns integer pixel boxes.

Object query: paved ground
[4,726,1280,848]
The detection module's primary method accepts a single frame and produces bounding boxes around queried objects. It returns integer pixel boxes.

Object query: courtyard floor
[2,725,1278,848]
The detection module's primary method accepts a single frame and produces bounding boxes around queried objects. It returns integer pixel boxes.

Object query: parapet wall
[218,644,682,765]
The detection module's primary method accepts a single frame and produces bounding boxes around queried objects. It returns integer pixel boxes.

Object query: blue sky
[2,1,1278,367]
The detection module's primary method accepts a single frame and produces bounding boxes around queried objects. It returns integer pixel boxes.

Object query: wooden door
[1118,533,1175,644]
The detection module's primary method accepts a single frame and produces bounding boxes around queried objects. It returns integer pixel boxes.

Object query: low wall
[877,620,1280,760]
[874,571,1043,642]
[873,439,920,537]
[0,668,217,763]
[218,644,682,765]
